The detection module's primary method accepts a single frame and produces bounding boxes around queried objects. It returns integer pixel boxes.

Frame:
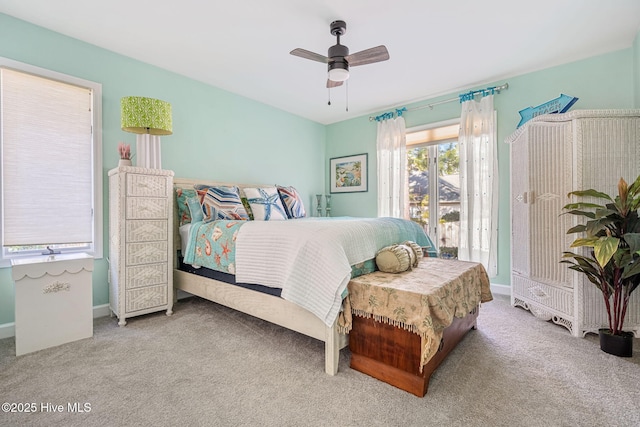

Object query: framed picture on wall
[330,153,368,193]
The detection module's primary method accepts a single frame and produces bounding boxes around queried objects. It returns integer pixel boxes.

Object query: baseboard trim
[490,283,510,296]
[0,304,112,339]
[0,322,14,340]
[93,303,111,319]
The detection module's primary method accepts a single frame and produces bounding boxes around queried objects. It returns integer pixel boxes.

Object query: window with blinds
[0,60,102,264]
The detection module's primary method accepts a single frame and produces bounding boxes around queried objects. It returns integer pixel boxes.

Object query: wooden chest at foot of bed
[343,258,492,396]
[349,307,479,397]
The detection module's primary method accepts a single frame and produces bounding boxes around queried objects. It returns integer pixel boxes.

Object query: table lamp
[121,96,172,169]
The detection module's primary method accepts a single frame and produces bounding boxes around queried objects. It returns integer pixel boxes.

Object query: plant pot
[118,159,132,167]
[598,329,633,357]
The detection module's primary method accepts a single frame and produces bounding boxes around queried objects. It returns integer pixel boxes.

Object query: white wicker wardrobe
[507,109,640,337]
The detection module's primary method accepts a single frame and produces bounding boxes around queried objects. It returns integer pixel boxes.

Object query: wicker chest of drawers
[108,166,174,326]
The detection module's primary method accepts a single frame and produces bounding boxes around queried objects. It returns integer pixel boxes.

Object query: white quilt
[235,217,432,327]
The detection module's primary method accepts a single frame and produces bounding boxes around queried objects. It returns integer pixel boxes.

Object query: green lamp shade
[121,96,172,135]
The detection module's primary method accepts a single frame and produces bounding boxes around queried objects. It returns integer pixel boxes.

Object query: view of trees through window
[408,138,460,259]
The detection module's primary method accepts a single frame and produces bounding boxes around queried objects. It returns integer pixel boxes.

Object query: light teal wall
[326,48,636,287]
[0,13,637,326]
[635,30,640,107]
[0,14,325,325]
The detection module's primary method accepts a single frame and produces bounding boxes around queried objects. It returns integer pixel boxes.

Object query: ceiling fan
[290,20,390,88]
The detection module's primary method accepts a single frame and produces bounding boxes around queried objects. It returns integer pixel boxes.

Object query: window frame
[0,57,103,267]
[406,118,460,250]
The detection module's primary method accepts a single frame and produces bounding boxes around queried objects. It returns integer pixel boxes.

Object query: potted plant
[561,175,640,357]
[118,142,132,167]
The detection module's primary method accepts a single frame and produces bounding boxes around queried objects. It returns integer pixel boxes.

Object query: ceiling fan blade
[345,45,389,67]
[326,79,344,88]
[290,48,329,63]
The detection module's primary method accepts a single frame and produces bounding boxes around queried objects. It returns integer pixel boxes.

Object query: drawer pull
[529,286,548,299]
[43,281,71,294]
[131,270,160,280]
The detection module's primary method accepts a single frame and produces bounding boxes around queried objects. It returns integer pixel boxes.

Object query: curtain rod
[369,83,509,122]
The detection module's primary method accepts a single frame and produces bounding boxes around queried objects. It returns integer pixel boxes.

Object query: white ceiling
[1,1,639,124]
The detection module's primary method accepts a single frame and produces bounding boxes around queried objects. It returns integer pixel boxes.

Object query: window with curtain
[458,94,498,276]
[377,116,408,218]
[406,120,461,259]
[0,59,103,265]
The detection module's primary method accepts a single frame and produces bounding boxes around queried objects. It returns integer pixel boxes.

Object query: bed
[172,177,437,375]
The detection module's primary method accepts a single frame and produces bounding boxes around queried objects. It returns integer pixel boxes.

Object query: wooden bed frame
[172,177,348,375]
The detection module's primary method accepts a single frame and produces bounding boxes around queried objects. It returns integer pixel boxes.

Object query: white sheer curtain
[376,116,408,218]
[458,94,498,276]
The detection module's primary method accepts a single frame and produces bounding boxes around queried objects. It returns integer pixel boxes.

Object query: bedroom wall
[635,29,640,107]
[0,14,637,328]
[0,14,326,326]
[325,47,637,288]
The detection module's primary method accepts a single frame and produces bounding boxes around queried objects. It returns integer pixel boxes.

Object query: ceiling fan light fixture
[290,19,388,88]
[328,68,349,82]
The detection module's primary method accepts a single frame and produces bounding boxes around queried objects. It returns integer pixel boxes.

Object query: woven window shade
[1,67,93,246]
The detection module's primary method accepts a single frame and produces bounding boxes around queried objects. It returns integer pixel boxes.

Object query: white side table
[12,253,94,356]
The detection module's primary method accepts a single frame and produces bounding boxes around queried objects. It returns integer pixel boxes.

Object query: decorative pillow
[241,197,254,220]
[186,196,204,223]
[277,185,306,219]
[244,187,288,221]
[375,241,422,273]
[402,241,423,266]
[175,187,197,226]
[200,186,249,222]
[194,184,212,203]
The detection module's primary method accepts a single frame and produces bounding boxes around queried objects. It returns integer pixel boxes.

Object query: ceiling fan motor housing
[328,44,349,73]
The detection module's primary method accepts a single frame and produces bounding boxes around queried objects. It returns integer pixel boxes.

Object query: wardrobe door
[510,132,531,278]
[578,117,640,197]
[577,117,640,333]
[526,122,574,288]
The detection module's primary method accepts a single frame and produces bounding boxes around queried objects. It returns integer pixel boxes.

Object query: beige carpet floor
[1,294,639,427]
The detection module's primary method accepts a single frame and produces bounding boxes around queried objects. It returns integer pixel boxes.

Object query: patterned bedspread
[182,220,382,278]
[182,217,435,327]
[183,220,244,274]
[338,257,493,371]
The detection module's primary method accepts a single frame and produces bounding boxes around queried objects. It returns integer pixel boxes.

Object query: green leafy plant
[561,176,640,335]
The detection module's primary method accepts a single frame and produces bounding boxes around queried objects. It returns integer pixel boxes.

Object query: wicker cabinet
[108,166,174,326]
[507,109,640,337]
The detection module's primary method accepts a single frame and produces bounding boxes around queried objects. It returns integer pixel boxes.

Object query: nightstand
[12,253,94,356]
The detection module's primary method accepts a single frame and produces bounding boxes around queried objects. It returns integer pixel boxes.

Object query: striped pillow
[200,186,249,222]
[277,185,306,219]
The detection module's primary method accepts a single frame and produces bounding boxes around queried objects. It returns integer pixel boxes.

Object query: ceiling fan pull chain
[328,88,331,106]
